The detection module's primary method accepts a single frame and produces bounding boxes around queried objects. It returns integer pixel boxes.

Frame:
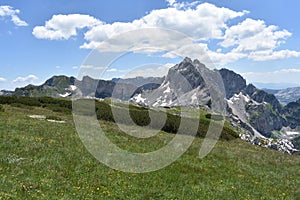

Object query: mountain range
[1,58,300,154]
[264,87,300,105]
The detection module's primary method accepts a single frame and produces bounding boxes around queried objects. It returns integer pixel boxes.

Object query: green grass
[0,104,300,199]
[0,96,238,140]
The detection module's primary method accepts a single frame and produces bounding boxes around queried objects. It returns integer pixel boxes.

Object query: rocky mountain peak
[167,57,206,90]
[219,68,247,99]
[44,75,75,87]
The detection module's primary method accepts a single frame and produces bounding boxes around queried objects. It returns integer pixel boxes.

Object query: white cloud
[106,68,118,72]
[241,68,300,84]
[32,3,247,46]
[0,5,28,26]
[122,63,175,78]
[33,2,300,64]
[221,18,291,51]
[32,14,103,40]
[0,77,6,82]
[80,65,105,70]
[166,0,177,6]
[81,3,247,49]
[242,68,300,75]
[219,18,300,62]
[278,68,300,73]
[13,75,38,83]
[248,49,300,61]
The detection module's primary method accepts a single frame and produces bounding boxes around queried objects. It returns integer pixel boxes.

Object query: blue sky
[1,0,300,90]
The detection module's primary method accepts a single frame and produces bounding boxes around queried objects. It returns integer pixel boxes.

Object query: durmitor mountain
[3,58,300,154]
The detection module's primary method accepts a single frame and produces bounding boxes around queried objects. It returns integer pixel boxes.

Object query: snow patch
[69,85,77,91]
[47,119,66,124]
[286,131,300,136]
[191,93,198,103]
[59,92,71,97]
[163,86,171,94]
[28,115,46,120]
[161,81,170,89]
[133,94,146,104]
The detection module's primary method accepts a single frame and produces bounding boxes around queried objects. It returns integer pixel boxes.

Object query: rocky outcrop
[112,77,163,87]
[9,57,300,153]
[219,68,247,99]
[283,99,300,128]
[130,57,213,107]
[247,89,282,112]
[246,102,284,137]
[240,132,299,155]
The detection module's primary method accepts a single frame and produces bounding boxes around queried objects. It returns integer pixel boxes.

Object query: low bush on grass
[10,103,32,109]
[0,105,299,199]
[93,99,238,140]
[0,96,239,140]
[292,136,300,150]
[0,96,71,114]
[46,115,63,121]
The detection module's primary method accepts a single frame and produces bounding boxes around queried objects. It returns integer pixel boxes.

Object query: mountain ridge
[2,58,300,154]
[263,87,300,105]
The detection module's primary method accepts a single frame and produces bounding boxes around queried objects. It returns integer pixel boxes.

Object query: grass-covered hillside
[0,97,299,199]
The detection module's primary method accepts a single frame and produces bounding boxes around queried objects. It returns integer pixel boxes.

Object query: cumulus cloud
[248,49,300,61]
[13,75,38,83]
[122,63,175,78]
[242,68,300,76]
[241,68,300,84]
[166,0,177,6]
[81,3,247,49]
[0,77,6,82]
[32,14,102,40]
[0,5,28,26]
[32,2,300,64]
[221,18,291,51]
[218,18,299,62]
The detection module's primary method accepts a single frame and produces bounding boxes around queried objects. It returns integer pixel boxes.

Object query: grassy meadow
[0,97,300,199]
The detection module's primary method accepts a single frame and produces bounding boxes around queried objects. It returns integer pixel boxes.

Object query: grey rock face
[246,102,284,137]
[248,89,282,112]
[8,57,300,154]
[130,57,215,107]
[283,99,300,128]
[112,77,163,87]
[12,75,160,100]
[219,68,247,99]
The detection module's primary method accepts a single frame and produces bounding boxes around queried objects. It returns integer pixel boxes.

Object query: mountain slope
[131,57,212,107]
[14,75,76,97]
[5,58,300,154]
[264,87,300,104]
[130,58,300,154]
[11,76,162,100]
[1,104,299,199]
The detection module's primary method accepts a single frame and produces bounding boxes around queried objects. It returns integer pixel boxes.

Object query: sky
[1,0,300,90]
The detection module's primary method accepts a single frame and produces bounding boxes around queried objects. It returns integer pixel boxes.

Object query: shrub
[0,104,4,112]
[10,103,31,109]
[292,136,300,150]
[93,100,239,140]
[46,115,63,121]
